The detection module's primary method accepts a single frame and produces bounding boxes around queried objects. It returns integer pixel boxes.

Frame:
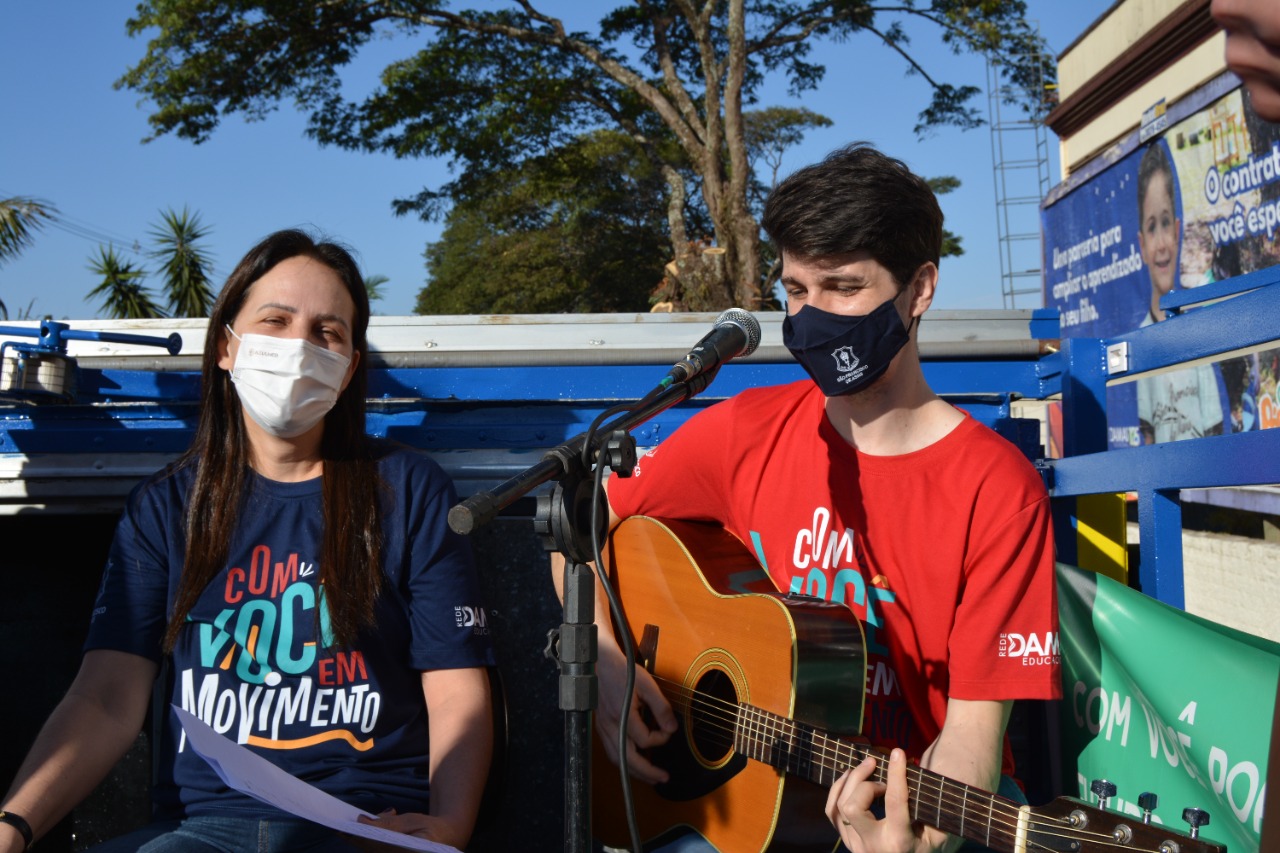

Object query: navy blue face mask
[782,297,912,396]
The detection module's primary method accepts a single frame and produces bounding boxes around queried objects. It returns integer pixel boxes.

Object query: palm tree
[1,300,40,322]
[1,196,58,317]
[364,274,389,305]
[88,245,165,319]
[149,207,215,317]
[0,197,57,264]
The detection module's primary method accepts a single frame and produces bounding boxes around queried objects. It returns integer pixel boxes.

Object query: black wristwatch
[0,810,32,852]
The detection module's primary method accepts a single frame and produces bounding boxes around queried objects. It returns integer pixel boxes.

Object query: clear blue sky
[1,1,1116,320]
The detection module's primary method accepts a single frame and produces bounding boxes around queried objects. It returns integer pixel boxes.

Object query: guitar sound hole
[689,668,737,765]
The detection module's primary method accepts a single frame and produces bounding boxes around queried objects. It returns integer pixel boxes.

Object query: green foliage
[119,2,383,143]
[118,1,1053,310]
[745,106,834,201]
[87,246,166,319]
[149,206,216,317]
[3,199,216,319]
[119,1,1049,171]
[364,274,389,304]
[417,131,668,315]
[0,197,58,266]
[927,176,965,258]
[1,197,59,317]
[873,0,1053,134]
[80,207,215,319]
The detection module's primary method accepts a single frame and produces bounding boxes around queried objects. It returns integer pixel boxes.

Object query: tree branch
[670,0,725,219]
[867,5,1005,54]
[639,0,707,145]
[746,2,1006,57]
[748,3,847,53]
[381,3,711,166]
[511,0,563,31]
[862,21,943,89]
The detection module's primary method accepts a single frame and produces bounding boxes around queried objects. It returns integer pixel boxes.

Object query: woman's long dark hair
[162,229,382,652]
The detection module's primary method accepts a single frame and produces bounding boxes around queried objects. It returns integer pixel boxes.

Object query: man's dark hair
[761,142,943,287]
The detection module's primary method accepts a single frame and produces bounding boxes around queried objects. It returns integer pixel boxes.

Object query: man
[562,143,1060,853]
[1212,0,1280,121]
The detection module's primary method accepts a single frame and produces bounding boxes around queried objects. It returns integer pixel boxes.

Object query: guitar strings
[648,674,1129,852]
[659,676,1119,851]
[652,675,1031,840]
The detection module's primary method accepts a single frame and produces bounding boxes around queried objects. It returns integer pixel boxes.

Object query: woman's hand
[354,808,463,850]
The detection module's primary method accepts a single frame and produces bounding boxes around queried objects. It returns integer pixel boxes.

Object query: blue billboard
[1044,82,1280,450]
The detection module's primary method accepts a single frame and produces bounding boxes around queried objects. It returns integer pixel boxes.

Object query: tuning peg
[1138,792,1158,824]
[1090,778,1117,811]
[1182,807,1210,839]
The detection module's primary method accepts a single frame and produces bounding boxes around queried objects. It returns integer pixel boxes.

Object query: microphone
[665,308,762,384]
[447,310,759,536]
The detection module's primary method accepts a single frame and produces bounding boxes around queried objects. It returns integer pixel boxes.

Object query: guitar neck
[734,704,1025,851]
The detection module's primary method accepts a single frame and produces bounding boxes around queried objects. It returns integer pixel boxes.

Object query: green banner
[1057,563,1278,852]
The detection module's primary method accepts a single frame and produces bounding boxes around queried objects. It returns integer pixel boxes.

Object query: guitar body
[594,516,867,852]
[592,518,1229,853]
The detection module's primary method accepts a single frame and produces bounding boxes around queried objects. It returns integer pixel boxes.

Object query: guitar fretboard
[733,703,1027,851]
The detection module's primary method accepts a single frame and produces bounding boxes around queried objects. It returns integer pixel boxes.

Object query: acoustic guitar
[592,516,1226,853]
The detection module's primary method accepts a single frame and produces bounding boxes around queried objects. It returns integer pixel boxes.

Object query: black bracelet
[0,810,32,852]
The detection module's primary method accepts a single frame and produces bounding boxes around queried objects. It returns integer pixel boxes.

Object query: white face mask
[226,326,353,438]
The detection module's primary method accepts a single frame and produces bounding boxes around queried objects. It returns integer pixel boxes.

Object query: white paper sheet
[173,706,459,852]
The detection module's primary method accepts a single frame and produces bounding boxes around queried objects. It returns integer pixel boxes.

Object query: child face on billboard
[1138,169,1180,297]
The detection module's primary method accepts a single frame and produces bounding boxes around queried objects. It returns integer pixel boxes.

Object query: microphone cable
[581,376,682,853]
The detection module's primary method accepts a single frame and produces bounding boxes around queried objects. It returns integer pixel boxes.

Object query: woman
[0,230,494,853]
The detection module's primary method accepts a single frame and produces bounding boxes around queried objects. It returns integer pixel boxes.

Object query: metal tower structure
[987,41,1054,309]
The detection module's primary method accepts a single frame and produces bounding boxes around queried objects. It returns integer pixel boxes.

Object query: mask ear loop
[895,274,922,338]
[900,260,937,338]
[223,325,242,376]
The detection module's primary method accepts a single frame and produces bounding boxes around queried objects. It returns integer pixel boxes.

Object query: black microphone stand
[448,372,719,853]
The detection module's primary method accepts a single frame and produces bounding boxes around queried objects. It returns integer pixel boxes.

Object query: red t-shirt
[606,380,1061,775]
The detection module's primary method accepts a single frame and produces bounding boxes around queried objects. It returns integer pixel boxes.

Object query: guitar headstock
[1032,795,1227,853]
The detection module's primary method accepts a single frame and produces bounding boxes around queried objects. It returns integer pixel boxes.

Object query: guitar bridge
[639,624,659,673]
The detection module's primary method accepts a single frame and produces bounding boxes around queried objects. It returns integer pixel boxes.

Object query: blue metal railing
[5,289,1278,614]
[1050,265,1280,607]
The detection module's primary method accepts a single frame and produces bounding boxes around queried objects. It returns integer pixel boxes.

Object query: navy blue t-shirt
[85,443,494,818]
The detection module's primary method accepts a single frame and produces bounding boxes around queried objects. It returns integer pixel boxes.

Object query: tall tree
[119,1,1052,310]
[88,246,166,319]
[149,206,216,317]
